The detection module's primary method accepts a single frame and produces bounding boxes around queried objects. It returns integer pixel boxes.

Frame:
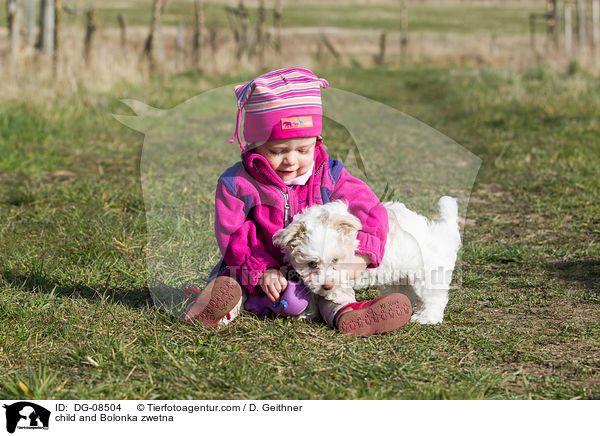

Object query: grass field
[0,64,599,399]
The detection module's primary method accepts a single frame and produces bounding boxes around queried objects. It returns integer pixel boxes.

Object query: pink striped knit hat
[228,67,329,150]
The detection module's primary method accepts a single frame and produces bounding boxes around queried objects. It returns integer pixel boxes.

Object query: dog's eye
[308,261,318,269]
[332,258,339,264]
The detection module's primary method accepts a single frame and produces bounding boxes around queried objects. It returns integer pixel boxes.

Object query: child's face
[253,137,316,183]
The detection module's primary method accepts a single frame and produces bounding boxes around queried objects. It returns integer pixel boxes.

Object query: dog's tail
[438,196,458,224]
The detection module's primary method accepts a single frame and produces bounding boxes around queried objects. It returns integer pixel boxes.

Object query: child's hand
[259,268,288,303]
[346,253,370,280]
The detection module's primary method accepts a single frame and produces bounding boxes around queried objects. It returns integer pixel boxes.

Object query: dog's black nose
[322,283,333,290]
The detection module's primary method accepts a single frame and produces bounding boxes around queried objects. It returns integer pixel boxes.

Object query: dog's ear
[273,221,307,251]
[332,213,361,237]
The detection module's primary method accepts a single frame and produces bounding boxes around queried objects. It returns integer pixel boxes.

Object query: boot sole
[187,276,242,326]
[337,293,412,336]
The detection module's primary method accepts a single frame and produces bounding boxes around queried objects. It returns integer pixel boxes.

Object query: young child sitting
[184,67,411,335]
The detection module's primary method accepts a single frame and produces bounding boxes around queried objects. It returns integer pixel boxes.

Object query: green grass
[1,65,599,399]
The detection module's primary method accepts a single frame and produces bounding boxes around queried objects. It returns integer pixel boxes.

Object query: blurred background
[2,0,599,97]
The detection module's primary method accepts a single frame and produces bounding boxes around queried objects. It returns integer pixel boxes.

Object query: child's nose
[282,154,296,166]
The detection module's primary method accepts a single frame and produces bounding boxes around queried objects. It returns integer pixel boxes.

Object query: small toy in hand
[273,300,288,309]
[245,280,309,316]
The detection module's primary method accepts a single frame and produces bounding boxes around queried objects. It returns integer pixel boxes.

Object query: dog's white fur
[273,197,461,324]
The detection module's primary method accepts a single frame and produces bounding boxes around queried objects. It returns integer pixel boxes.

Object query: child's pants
[201,259,356,328]
[219,289,353,328]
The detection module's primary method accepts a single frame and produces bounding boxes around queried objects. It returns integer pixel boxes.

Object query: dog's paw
[411,312,443,325]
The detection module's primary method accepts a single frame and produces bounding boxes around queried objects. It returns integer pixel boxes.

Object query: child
[185,67,411,335]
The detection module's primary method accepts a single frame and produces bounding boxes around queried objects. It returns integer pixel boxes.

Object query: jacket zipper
[283,192,290,226]
[253,163,292,226]
[253,159,326,226]
[314,161,325,176]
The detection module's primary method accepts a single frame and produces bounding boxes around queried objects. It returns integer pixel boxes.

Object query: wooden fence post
[576,0,585,51]
[319,33,341,61]
[238,1,248,60]
[83,7,97,65]
[592,0,600,52]
[24,0,36,47]
[254,0,266,66]
[529,13,536,53]
[193,0,204,72]
[6,0,15,36]
[142,0,168,72]
[225,1,249,62]
[38,0,55,55]
[7,0,21,57]
[209,25,218,69]
[565,3,573,57]
[490,33,498,56]
[54,0,62,75]
[176,22,185,71]
[400,0,408,62]
[374,32,386,65]
[274,0,282,54]
[547,0,558,49]
[118,14,127,49]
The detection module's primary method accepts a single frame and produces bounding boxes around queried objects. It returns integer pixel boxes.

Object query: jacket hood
[241,136,327,189]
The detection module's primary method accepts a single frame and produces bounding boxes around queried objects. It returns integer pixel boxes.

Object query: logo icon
[281,116,313,129]
[3,402,51,434]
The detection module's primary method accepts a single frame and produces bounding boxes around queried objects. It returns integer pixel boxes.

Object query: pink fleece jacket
[214,138,388,294]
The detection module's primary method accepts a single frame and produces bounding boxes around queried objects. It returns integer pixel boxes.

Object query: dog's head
[273,200,361,297]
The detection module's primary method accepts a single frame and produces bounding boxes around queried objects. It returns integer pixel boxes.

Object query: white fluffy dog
[273,197,461,324]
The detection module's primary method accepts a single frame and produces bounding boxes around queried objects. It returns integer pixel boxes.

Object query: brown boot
[184,276,242,326]
[335,293,412,336]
